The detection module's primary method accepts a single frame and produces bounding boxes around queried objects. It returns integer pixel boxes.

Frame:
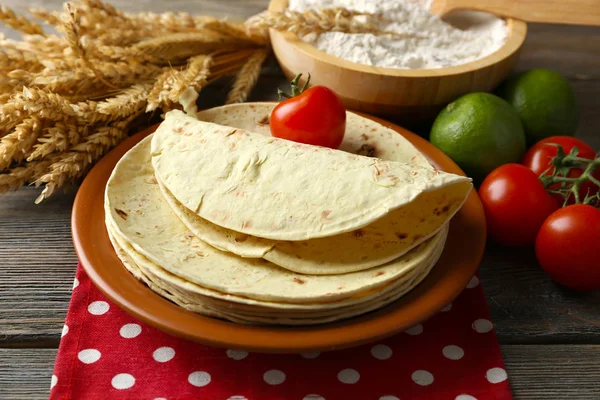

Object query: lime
[497,69,579,143]
[430,92,526,183]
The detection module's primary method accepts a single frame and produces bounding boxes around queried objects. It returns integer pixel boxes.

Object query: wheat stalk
[29,8,62,26]
[0,160,52,193]
[226,48,269,104]
[246,8,409,38]
[34,117,130,203]
[201,17,268,45]
[132,32,250,62]
[62,3,117,89]
[0,6,45,36]
[167,55,213,104]
[27,117,85,161]
[2,87,78,122]
[31,62,160,96]
[0,116,44,171]
[146,70,174,112]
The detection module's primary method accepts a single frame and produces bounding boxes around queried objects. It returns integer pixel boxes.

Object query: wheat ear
[0,6,45,35]
[0,160,52,193]
[226,48,269,104]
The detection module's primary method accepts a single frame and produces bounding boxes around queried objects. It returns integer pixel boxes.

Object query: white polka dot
[188,371,211,387]
[50,375,57,389]
[472,319,493,333]
[77,349,101,364]
[486,367,508,383]
[87,301,109,315]
[111,373,135,389]
[441,303,453,312]
[405,324,423,335]
[371,344,393,360]
[303,395,325,400]
[456,395,478,400]
[226,349,248,360]
[154,398,167,400]
[467,276,480,288]
[443,345,464,360]
[227,396,248,400]
[72,278,79,289]
[301,352,321,359]
[337,368,360,384]
[379,396,400,400]
[153,347,175,362]
[411,370,434,386]
[263,369,286,385]
[61,325,69,337]
[120,323,142,338]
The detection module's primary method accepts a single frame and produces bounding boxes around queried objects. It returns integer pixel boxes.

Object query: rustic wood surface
[1,0,600,399]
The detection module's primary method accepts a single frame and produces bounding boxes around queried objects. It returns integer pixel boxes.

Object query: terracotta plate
[72,113,486,354]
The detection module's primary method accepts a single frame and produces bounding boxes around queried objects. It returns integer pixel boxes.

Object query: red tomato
[270,85,346,149]
[522,136,598,204]
[479,164,559,247]
[536,204,600,291]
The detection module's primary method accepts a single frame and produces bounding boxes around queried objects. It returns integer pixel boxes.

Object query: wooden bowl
[268,0,527,122]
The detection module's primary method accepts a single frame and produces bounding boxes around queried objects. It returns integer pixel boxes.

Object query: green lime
[430,92,526,183]
[497,69,579,143]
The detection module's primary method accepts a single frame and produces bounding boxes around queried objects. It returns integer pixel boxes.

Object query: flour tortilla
[156,103,466,275]
[151,109,472,241]
[108,223,445,325]
[106,137,447,303]
[108,215,446,313]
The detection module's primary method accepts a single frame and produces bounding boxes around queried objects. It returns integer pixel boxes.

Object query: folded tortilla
[153,104,469,275]
[151,110,472,241]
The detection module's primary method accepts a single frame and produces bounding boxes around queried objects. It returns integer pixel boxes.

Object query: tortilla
[108,222,445,325]
[106,137,447,303]
[151,109,472,241]
[154,103,466,275]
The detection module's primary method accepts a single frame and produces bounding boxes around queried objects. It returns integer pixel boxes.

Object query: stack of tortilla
[105,103,472,325]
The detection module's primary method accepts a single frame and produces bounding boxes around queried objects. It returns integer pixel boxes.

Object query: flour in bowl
[288,0,509,69]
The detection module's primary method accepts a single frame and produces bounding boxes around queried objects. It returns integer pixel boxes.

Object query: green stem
[549,176,579,183]
[278,72,312,100]
[589,175,600,188]
[542,145,600,206]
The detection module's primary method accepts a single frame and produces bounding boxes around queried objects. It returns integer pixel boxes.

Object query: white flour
[288,0,508,69]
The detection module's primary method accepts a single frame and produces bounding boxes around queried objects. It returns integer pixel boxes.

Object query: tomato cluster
[479,136,600,291]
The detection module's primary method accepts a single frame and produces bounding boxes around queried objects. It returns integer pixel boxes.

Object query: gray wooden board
[1,0,600,399]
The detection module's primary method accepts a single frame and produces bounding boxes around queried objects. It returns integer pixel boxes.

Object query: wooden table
[1,1,599,399]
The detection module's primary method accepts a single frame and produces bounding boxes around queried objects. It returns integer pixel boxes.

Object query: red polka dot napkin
[49,264,511,400]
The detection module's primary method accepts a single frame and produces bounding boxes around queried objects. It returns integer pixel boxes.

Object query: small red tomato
[270,74,346,149]
[479,164,559,247]
[536,204,600,291]
[522,136,598,204]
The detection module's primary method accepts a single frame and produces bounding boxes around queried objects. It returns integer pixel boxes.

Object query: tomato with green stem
[536,204,600,291]
[522,136,599,205]
[270,73,346,149]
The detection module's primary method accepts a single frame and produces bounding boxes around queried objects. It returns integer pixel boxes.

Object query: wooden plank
[1,346,599,399]
[503,345,600,399]
[0,188,76,345]
[482,242,600,344]
[0,348,57,400]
